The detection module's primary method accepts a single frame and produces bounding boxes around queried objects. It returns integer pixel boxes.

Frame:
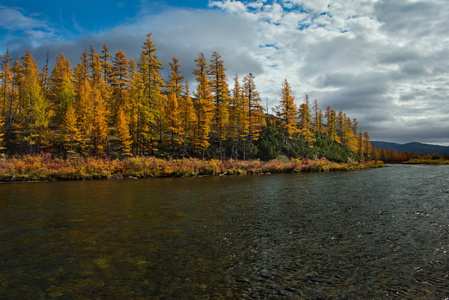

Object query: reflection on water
[1,165,449,298]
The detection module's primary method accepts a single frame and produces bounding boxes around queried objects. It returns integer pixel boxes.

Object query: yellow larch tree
[166,57,184,156]
[91,86,109,157]
[50,53,74,127]
[137,33,165,154]
[243,73,264,141]
[336,110,345,142]
[357,132,364,157]
[208,51,230,157]
[312,99,323,133]
[61,105,81,157]
[1,50,15,148]
[1,50,13,119]
[73,56,93,156]
[100,44,113,85]
[0,118,4,152]
[127,58,140,155]
[298,96,315,147]
[39,52,50,103]
[20,51,51,153]
[228,75,247,158]
[275,79,299,140]
[352,118,359,136]
[325,106,338,142]
[193,52,214,158]
[111,50,130,123]
[179,82,196,154]
[165,92,183,156]
[343,115,357,152]
[115,107,132,157]
[167,56,184,100]
[88,46,111,156]
[363,131,372,160]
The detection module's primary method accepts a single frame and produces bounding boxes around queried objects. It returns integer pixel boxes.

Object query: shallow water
[1,165,448,298]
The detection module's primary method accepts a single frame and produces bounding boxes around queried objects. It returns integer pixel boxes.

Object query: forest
[0,33,372,163]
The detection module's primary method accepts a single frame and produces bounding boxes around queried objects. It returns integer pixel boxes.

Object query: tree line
[371,147,448,163]
[0,33,372,161]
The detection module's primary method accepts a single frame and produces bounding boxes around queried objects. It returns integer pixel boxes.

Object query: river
[0,164,448,298]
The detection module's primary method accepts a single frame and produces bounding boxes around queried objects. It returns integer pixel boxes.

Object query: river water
[0,164,448,298]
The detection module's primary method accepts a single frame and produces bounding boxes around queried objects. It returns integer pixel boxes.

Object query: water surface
[1,165,448,298]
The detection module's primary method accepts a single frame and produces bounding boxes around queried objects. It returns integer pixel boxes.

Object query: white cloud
[3,0,449,144]
[0,6,47,30]
[204,0,449,144]
[0,5,58,48]
[209,0,248,13]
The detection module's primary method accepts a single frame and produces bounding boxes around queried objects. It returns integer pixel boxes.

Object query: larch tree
[325,106,338,142]
[298,95,315,147]
[336,110,345,142]
[89,46,111,103]
[275,79,299,141]
[228,75,247,158]
[243,73,264,142]
[60,105,81,157]
[1,50,16,148]
[137,32,165,154]
[127,58,139,155]
[0,118,4,152]
[20,51,50,153]
[39,52,50,100]
[115,107,132,157]
[91,86,109,156]
[165,56,184,155]
[100,44,113,85]
[165,92,183,156]
[363,131,372,159]
[73,52,89,90]
[179,82,196,155]
[89,45,103,85]
[128,58,149,156]
[343,115,357,152]
[208,51,230,157]
[1,50,13,118]
[352,118,359,136]
[312,99,323,133]
[73,57,93,156]
[89,46,111,156]
[167,56,184,100]
[357,132,364,157]
[50,53,74,127]
[8,60,25,151]
[0,35,374,162]
[111,50,130,122]
[193,52,214,158]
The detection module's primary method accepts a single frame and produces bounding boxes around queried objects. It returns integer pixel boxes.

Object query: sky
[1,0,448,145]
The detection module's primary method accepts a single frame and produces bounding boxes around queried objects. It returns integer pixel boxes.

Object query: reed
[0,153,386,182]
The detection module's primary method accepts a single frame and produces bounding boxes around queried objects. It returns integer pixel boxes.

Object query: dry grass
[0,153,386,182]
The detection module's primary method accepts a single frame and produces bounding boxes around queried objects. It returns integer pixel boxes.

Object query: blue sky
[1,0,449,145]
[0,0,210,49]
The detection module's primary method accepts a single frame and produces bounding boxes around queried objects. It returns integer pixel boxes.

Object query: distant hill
[372,141,449,156]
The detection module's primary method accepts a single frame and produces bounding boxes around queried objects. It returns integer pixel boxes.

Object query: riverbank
[403,158,449,165]
[0,154,385,182]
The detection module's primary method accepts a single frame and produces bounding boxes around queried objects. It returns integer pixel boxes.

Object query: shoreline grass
[0,154,386,182]
[403,158,449,165]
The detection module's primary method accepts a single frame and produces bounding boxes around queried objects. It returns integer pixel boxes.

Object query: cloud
[0,5,48,30]
[6,6,262,86]
[209,0,248,13]
[2,0,449,144]
[0,5,58,48]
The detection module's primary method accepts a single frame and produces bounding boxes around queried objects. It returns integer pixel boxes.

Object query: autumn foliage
[0,153,384,182]
[0,33,372,162]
